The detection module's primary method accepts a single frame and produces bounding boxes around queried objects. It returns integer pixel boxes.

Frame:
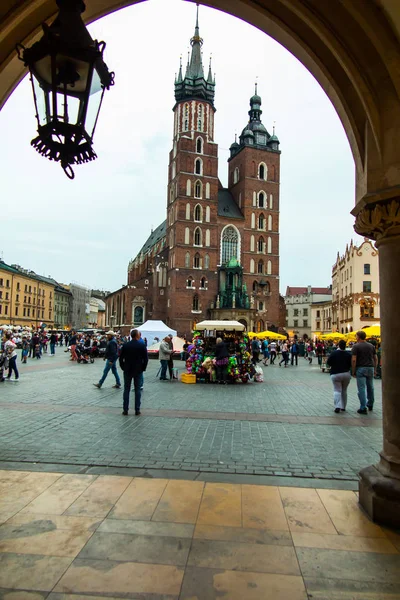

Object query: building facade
[285,286,332,339]
[106,15,281,336]
[310,300,333,337]
[0,261,55,329]
[331,238,380,333]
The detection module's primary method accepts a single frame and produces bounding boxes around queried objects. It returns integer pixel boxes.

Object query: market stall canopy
[137,320,177,347]
[195,320,245,332]
[248,330,287,340]
[345,325,380,340]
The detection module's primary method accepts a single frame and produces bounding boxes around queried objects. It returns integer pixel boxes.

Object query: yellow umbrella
[320,332,346,340]
[248,330,287,340]
[361,325,381,337]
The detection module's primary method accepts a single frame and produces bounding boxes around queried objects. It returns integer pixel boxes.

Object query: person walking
[251,336,260,364]
[69,331,78,361]
[262,338,269,365]
[119,328,148,416]
[159,336,172,380]
[4,332,19,381]
[316,340,324,366]
[269,341,277,364]
[279,340,289,367]
[49,331,57,356]
[351,330,377,414]
[21,336,29,364]
[93,330,121,389]
[215,337,229,384]
[326,339,352,412]
[290,339,299,366]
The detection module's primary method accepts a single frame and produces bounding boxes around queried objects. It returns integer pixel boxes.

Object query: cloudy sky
[0,0,362,294]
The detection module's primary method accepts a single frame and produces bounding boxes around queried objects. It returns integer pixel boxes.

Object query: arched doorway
[1,0,400,526]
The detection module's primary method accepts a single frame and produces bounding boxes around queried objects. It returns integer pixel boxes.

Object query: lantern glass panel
[85,69,104,138]
[31,73,48,126]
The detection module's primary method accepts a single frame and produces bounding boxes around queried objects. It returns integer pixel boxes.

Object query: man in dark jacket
[119,329,148,416]
[93,331,121,389]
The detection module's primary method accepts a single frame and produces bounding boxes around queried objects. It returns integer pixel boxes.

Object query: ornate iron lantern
[16,0,115,179]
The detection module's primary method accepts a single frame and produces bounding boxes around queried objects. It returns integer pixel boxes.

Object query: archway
[1,0,400,525]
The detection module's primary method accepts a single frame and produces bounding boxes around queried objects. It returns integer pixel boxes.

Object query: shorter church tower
[226,86,281,331]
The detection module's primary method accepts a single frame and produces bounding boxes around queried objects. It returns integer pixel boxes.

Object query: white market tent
[195,320,245,332]
[137,320,177,347]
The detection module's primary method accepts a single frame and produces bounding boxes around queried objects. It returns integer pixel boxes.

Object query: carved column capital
[354,199,400,241]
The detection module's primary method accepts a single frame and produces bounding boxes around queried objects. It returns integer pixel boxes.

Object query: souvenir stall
[184,320,255,383]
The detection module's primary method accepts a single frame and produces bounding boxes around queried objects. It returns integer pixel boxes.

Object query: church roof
[217,189,244,219]
[139,220,167,255]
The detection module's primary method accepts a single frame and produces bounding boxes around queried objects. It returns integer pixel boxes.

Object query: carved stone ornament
[354,199,400,240]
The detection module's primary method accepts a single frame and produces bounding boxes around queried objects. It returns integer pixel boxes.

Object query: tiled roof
[217,189,244,219]
[138,220,167,256]
[286,286,331,296]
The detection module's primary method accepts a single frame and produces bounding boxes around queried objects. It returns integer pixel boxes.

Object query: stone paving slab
[0,352,383,481]
[0,471,398,600]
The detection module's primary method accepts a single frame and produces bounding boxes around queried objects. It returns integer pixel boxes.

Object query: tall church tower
[165,8,219,335]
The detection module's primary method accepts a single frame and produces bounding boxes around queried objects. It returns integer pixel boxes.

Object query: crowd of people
[1,326,381,418]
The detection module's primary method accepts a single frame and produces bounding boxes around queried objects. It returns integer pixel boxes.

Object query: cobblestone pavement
[0,351,383,481]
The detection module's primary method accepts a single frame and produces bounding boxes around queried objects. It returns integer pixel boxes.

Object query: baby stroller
[76,345,94,364]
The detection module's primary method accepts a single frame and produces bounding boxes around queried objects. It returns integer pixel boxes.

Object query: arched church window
[196,137,203,154]
[192,294,199,311]
[258,192,265,208]
[267,237,272,253]
[186,203,190,220]
[257,260,264,274]
[186,179,191,196]
[195,180,202,199]
[268,215,272,230]
[186,277,193,288]
[250,259,255,273]
[251,213,256,228]
[194,204,202,222]
[267,260,272,275]
[233,167,239,184]
[259,163,267,180]
[258,236,264,253]
[195,158,202,175]
[170,187,174,204]
[185,252,190,268]
[221,225,240,265]
[194,253,201,269]
[184,227,190,245]
[184,104,189,131]
[250,235,255,252]
[200,277,206,288]
[205,183,210,199]
[258,214,265,230]
[204,254,210,269]
[205,205,210,222]
[194,227,202,246]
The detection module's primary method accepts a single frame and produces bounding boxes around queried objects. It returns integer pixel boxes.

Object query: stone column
[353,198,400,527]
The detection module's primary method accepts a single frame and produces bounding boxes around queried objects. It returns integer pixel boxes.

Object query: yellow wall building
[0,261,55,329]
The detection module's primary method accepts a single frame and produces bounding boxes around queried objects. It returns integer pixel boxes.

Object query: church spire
[174,4,215,107]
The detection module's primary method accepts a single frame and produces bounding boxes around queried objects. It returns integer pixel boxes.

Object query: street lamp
[16,0,115,179]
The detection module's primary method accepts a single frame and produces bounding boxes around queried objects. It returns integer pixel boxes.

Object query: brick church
[105,11,282,337]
